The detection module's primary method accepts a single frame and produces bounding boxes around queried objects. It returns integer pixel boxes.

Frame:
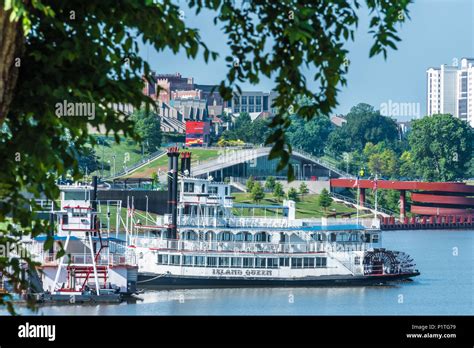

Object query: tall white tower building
[426,58,474,127]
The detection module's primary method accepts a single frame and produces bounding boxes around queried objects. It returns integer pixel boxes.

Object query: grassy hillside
[91,136,144,177]
[125,148,220,178]
[232,193,371,219]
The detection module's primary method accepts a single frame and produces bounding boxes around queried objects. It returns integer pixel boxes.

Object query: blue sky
[140,0,474,117]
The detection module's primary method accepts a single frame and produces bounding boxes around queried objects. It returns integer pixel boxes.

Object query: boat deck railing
[166,214,303,228]
[40,252,136,266]
[130,238,374,254]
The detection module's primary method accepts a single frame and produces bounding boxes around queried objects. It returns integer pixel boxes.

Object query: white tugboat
[127,148,420,288]
[25,177,138,303]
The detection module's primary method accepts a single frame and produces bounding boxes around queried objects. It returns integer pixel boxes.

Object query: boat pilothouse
[129,147,420,288]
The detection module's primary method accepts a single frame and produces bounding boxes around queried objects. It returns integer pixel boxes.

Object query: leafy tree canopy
[250,181,265,203]
[318,188,332,212]
[408,114,474,181]
[131,109,162,153]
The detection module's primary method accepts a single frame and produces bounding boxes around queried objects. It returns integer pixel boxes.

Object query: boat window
[183,256,193,266]
[279,257,289,267]
[157,254,169,265]
[291,258,303,269]
[184,182,195,193]
[207,256,217,267]
[63,215,69,225]
[194,256,205,267]
[255,258,266,268]
[231,257,242,267]
[267,258,279,269]
[225,187,228,195]
[316,257,327,268]
[372,234,379,243]
[208,186,218,195]
[354,256,361,265]
[220,232,232,241]
[242,257,254,268]
[201,184,206,193]
[170,255,181,265]
[218,257,230,267]
[303,258,315,268]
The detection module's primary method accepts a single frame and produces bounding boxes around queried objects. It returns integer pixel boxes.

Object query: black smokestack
[186,152,191,176]
[180,153,187,175]
[166,147,179,239]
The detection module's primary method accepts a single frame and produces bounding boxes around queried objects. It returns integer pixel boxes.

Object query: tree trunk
[0,6,23,122]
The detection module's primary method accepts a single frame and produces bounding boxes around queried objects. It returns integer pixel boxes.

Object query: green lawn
[91,136,144,177]
[232,193,369,219]
[125,148,220,178]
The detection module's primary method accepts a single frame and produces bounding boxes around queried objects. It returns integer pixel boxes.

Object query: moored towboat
[23,178,138,303]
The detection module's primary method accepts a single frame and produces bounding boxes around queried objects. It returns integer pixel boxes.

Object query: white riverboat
[128,148,420,288]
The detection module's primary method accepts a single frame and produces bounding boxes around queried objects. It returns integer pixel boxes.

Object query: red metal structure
[330,179,474,221]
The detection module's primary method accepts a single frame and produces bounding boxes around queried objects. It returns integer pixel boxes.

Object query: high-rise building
[427,58,474,126]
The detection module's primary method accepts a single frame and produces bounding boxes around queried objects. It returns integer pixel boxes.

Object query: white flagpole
[356,177,360,226]
[374,174,378,216]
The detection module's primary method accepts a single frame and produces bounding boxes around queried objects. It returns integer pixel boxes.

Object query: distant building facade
[171,99,209,121]
[226,91,278,120]
[330,115,346,127]
[427,58,474,126]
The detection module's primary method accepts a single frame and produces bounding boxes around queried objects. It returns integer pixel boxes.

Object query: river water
[3,229,474,315]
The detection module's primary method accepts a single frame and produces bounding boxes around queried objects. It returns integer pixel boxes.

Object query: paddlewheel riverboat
[128,148,420,288]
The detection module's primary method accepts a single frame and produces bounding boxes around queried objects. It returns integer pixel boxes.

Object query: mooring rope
[137,272,170,284]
